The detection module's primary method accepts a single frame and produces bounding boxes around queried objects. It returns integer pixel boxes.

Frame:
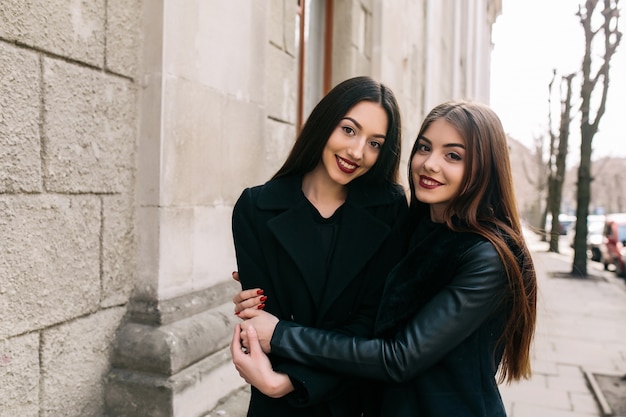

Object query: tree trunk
[548,74,575,253]
[573,129,592,275]
[572,0,622,276]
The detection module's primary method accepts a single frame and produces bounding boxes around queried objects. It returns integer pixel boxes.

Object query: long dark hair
[273,76,402,185]
[408,100,537,383]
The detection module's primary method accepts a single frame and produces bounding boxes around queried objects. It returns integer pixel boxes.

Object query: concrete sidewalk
[500,231,626,417]
[209,231,626,417]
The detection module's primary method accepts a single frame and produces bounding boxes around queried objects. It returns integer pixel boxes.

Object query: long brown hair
[408,101,537,383]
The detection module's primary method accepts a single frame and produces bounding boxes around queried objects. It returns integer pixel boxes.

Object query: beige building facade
[0,1,500,416]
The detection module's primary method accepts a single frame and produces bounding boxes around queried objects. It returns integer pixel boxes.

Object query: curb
[584,368,616,417]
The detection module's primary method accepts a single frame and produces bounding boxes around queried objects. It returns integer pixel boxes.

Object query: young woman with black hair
[231,76,408,416]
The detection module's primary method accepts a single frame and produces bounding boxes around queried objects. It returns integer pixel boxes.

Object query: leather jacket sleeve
[270,241,507,383]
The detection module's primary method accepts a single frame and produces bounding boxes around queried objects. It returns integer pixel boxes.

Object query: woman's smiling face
[411,118,466,222]
[317,100,388,186]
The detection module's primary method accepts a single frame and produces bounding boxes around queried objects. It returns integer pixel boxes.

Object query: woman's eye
[417,143,430,152]
[448,152,462,161]
[369,140,382,149]
[342,126,356,135]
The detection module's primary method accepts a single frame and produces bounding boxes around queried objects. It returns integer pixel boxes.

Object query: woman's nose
[347,138,365,160]
[423,155,440,172]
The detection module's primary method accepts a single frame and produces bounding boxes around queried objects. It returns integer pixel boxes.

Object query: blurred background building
[0,1,501,416]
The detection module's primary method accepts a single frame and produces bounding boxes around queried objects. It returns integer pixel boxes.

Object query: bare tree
[542,71,558,243]
[547,72,576,253]
[516,132,547,233]
[530,134,549,236]
[572,0,622,276]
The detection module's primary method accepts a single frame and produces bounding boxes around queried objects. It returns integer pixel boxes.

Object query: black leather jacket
[270,225,511,416]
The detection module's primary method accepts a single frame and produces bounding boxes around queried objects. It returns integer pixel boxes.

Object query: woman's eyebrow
[342,117,362,130]
[445,142,465,149]
[343,117,387,139]
[418,135,464,149]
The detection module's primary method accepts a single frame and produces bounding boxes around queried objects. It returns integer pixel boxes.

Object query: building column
[104,1,250,415]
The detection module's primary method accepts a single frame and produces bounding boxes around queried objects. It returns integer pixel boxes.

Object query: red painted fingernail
[256,289,264,295]
[260,296,267,302]
[235,311,240,315]
[257,304,265,310]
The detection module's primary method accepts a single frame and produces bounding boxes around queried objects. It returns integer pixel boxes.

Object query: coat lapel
[259,176,398,317]
[267,202,327,304]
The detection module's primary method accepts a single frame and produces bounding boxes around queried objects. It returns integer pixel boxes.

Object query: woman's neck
[302,167,347,218]
[429,205,446,223]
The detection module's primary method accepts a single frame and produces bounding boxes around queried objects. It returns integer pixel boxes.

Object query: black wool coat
[232,175,409,417]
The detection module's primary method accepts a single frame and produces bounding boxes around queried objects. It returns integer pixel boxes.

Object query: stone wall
[0,0,140,416]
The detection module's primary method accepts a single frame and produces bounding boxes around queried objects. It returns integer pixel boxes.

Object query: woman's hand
[238,308,279,353]
[230,324,294,398]
[232,271,266,314]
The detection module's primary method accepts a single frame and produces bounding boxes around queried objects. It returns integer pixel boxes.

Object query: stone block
[330,0,355,81]
[102,194,135,308]
[106,0,141,78]
[106,370,173,417]
[206,386,250,417]
[41,307,126,417]
[173,350,247,417]
[353,2,371,57]
[158,206,195,297]
[265,44,297,124]
[162,0,267,103]
[268,0,284,49]
[134,206,159,301]
[135,71,163,207]
[154,204,238,300]
[192,206,237,290]
[0,333,39,417]
[283,0,298,57]
[106,299,245,416]
[43,57,137,193]
[220,94,268,201]
[128,280,240,326]
[160,77,267,206]
[136,0,164,204]
[260,117,295,181]
[112,302,239,375]
[0,195,100,339]
[0,44,42,193]
[161,79,223,207]
[107,346,247,417]
[0,0,106,67]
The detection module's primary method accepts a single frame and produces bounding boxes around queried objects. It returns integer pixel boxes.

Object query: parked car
[570,214,606,261]
[599,213,626,277]
[545,213,576,236]
[587,215,607,262]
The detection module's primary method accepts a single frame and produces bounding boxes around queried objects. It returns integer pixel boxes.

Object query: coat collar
[257,174,404,210]
[259,175,400,321]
